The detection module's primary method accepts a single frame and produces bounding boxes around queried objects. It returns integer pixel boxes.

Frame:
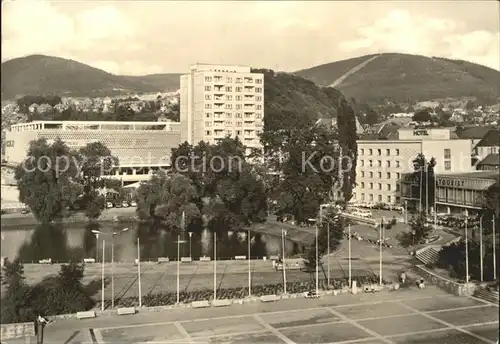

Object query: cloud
[339,9,500,70]
[2,1,499,74]
[91,60,165,76]
[1,0,134,60]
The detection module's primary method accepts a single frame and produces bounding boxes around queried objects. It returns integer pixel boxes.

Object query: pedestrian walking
[400,271,406,285]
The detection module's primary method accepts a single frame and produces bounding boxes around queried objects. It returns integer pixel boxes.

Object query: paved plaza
[11,285,497,344]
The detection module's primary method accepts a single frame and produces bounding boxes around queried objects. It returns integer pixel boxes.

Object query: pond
[0,220,302,263]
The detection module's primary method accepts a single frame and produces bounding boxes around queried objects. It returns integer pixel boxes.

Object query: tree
[397,212,433,247]
[303,209,345,281]
[135,172,202,234]
[412,153,436,212]
[412,109,432,122]
[1,259,29,323]
[363,108,380,126]
[465,100,476,110]
[170,137,268,232]
[15,138,82,223]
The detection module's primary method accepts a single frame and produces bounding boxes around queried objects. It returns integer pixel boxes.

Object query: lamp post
[316,224,319,294]
[248,229,251,297]
[92,227,129,308]
[493,216,497,280]
[188,232,193,258]
[176,235,187,304]
[465,218,469,283]
[404,200,408,224]
[348,223,352,288]
[137,237,142,307]
[480,215,483,282]
[213,232,217,301]
[327,221,330,287]
[101,240,105,311]
[95,233,99,262]
[281,229,287,294]
[379,219,383,286]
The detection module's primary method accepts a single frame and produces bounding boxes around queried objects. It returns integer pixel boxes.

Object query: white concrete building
[352,128,473,206]
[3,121,181,184]
[180,64,264,155]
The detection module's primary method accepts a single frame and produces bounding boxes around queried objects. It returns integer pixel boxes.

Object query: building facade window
[377,149,381,156]
[369,172,373,178]
[444,149,451,159]
[396,149,400,156]
[369,149,373,155]
[387,172,391,179]
[445,161,451,170]
[386,149,390,156]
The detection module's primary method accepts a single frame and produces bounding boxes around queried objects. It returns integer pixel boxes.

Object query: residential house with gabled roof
[476,153,499,171]
[473,128,499,162]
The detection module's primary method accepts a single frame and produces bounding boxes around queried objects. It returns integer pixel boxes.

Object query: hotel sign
[413,129,429,136]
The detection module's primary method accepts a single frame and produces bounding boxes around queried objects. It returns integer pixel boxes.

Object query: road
[11,238,414,303]
[5,286,498,344]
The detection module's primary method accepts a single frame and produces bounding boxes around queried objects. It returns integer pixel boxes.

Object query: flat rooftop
[438,171,499,181]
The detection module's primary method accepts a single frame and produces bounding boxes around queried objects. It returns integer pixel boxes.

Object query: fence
[0,322,35,340]
[416,264,476,296]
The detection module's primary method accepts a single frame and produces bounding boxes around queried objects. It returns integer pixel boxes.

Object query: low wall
[416,265,476,297]
[0,321,35,340]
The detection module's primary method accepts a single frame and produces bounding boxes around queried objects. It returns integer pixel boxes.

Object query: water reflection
[1,221,300,263]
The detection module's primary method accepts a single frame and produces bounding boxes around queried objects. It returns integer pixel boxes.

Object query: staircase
[415,247,440,266]
[474,288,500,304]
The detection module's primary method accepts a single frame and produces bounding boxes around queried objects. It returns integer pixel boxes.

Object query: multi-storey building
[3,121,180,184]
[180,64,264,155]
[352,128,473,206]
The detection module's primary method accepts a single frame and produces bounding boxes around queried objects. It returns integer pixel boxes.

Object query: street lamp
[404,200,408,224]
[308,217,319,295]
[465,217,470,283]
[247,229,251,297]
[188,232,193,258]
[379,218,385,286]
[92,227,129,308]
[281,229,287,294]
[493,216,497,280]
[175,235,187,304]
[480,215,484,282]
[213,232,217,301]
[94,233,99,262]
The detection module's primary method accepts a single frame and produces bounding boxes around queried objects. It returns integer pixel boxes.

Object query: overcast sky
[2,0,499,75]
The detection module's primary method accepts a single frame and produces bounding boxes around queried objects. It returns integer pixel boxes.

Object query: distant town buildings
[180,64,264,155]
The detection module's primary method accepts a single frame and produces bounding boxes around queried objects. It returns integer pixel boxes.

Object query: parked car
[351,208,372,218]
[122,201,129,208]
[21,207,30,214]
[114,202,123,208]
[303,291,320,299]
[106,202,114,209]
[129,201,137,207]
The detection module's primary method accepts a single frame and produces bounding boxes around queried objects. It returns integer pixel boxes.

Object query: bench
[38,259,52,264]
[191,301,210,308]
[269,255,279,261]
[83,258,96,264]
[157,257,169,263]
[76,311,96,319]
[363,284,382,293]
[117,307,136,315]
[200,256,211,262]
[213,299,231,307]
[260,295,280,302]
[181,257,192,263]
[234,255,246,260]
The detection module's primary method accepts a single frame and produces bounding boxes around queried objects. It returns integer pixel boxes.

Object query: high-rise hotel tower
[180,64,264,155]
